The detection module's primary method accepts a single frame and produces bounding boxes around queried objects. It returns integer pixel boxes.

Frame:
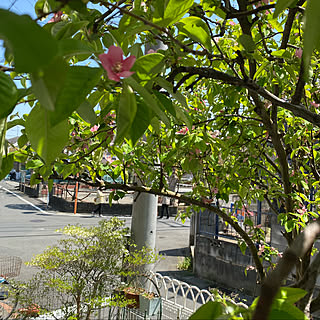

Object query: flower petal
[122,55,136,71]
[99,53,120,81]
[99,53,112,70]
[118,71,135,78]
[107,45,124,65]
[107,71,121,81]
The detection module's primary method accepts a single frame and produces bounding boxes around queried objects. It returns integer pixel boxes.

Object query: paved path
[0,180,199,285]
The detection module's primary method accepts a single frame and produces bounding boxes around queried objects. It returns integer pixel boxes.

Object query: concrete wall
[194,235,258,294]
[20,184,39,197]
[49,196,177,216]
[49,196,133,215]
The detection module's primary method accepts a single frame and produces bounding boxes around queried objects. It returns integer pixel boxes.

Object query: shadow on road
[6,204,36,211]
[159,247,190,257]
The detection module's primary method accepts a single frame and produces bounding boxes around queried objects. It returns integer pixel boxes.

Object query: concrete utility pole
[131,186,158,255]
[130,40,167,272]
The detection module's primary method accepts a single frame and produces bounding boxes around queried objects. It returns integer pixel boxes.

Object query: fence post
[257,200,262,225]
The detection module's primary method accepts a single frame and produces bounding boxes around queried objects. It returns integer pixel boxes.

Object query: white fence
[34,271,248,319]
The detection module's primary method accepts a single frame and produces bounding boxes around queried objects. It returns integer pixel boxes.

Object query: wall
[49,196,177,216]
[20,184,39,197]
[194,235,259,295]
[49,196,132,215]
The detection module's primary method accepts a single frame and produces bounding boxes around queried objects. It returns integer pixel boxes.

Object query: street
[0,180,191,281]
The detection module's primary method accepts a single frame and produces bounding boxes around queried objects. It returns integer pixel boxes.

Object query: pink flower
[229,20,236,26]
[254,0,269,8]
[48,11,63,23]
[202,197,213,204]
[277,252,283,258]
[176,127,189,135]
[297,206,307,215]
[90,125,99,132]
[257,244,265,256]
[246,265,255,271]
[247,210,254,217]
[212,187,219,194]
[99,46,136,82]
[147,49,158,54]
[295,48,303,59]
[211,130,220,139]
[311,101,320,108]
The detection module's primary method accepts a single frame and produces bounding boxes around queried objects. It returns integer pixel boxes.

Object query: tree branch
[0,66,14,72]
[227,4,275,18]
[252,219,320,320]
[105,2,221,59]
[167,66,320,127]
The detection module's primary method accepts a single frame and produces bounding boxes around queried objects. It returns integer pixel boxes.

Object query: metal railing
[198,206,272,242]
[27,271,248,319]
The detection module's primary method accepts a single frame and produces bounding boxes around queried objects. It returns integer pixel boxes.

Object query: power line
[9,0,18,10]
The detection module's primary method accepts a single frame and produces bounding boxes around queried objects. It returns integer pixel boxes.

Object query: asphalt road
[0,180,191,281]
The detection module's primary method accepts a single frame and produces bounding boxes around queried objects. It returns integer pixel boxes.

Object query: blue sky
[1,1,37,138]
[1,1,106,138]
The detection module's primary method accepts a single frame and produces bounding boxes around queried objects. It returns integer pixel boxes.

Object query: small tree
[17,218,157,320]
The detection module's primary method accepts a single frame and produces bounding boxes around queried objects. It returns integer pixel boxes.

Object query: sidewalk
[3,180,257,308]
[1,180,214,288]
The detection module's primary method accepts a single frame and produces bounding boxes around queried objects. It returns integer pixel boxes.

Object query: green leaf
[284,220,295,233]
[153,0,194,27]
[273,0,297,18]
[53,21,90,40]
[177,16,212,51]
[239,241,247,255]
[31,57,68,111]
[175,106,192,130]
[0,72,18,119]
[50,66,103,125]
[25,105,70,164]
[189,301,223,319]
[115,83,137,143]
[153,91,176,117]
[131,53,165,80]
[268,18,284,32]
[154,77,188,109]
[32,65,102,125]
[303,0,320,72]
[26,159,44,169]
[271,49,286,57]
[275,287,307,304]
[125,77,169,126]
[0,9,57,72]
[0,154,14,180]
[270,300,308,320]
[0,118,7,168]
[67,0,87,13]
[7,119,25,130]
[77,100,96,124]
[61,164,76,179]
[16,88,32,103]
[18,134,28,148]
[238,34,256,53]
[130,99,154,145]
[254,61,269,80]
[14,152,28,163]
[57,39,96,57]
